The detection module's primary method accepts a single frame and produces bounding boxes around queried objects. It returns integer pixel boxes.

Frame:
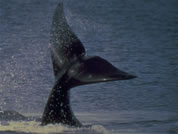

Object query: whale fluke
[41,3,136,127]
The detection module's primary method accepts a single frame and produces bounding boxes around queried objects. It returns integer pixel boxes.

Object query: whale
[0,110,41,122]
[0,110,26,121]
[41,3,136,127]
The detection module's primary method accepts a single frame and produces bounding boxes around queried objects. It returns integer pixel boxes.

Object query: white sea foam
[0,121,110,134]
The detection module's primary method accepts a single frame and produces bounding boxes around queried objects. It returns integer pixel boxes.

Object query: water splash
[0,121,110,134]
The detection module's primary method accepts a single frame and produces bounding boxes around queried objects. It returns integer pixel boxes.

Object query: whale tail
[42,3,136,127]
[50,3,136,85]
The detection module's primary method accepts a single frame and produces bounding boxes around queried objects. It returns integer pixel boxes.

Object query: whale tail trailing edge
[42,3,136,127]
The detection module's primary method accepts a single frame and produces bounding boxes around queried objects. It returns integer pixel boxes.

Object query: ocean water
[0,0,178,134]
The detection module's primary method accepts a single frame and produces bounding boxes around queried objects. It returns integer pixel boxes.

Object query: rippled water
[0,0,178,133]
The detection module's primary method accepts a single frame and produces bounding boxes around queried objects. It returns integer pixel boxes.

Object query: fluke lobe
[41,3,136,127]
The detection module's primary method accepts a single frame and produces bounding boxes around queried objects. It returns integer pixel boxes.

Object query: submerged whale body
[41,3,136,127]
[0,110,26,121]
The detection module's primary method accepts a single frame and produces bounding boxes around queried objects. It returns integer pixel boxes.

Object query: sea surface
[0,0,178,134]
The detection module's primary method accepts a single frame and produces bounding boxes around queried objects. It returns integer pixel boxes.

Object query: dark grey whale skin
[0,110,26,121]
[0,110,40,122]
[41,3,136,127]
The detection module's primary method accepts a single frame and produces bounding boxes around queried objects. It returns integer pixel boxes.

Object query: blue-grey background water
[0,0,178,133]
